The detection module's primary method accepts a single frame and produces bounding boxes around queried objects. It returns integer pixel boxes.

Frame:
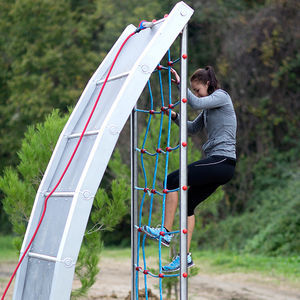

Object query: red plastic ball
[182,98,187,103]
[183,229,188,234]
[159,231,165,236]
[159,273,165,278]
[183,272,188,278]
[182,54,188,59]
[156,148,162,153]
[182,142,187,147]
[166,147,172,152]
[163,189,168,194]
[182,185,188,191]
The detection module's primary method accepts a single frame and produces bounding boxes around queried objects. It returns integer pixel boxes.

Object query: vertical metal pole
[180,24,188,300]
[131,107,138,300]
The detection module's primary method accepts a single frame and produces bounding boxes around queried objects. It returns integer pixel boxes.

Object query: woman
[142,66,237,272]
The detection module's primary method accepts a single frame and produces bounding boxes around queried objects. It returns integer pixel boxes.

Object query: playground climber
[142,66,237,272]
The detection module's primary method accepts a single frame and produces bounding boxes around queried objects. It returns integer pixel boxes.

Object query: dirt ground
[1,258,300,300]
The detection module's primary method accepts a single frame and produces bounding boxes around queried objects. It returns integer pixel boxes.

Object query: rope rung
[134,265,180,278]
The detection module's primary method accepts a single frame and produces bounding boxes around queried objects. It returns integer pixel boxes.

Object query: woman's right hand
[171,68,180,85]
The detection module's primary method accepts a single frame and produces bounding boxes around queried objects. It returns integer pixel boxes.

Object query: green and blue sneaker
[162,253,194,273]
[141,225,173,247]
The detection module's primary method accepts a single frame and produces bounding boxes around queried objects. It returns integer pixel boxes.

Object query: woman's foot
[141,225,173,247]
[162,253,194,273]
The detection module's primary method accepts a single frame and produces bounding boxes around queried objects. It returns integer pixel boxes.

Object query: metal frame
[13,3,193,298]
[13,23,139,300]
[131,106,138,300]
[179,24,188,300]
[130,24,189,300]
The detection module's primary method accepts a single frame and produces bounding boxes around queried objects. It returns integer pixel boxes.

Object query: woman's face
[191,80,209,97]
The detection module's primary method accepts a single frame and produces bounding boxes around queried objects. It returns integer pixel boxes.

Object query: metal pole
[180,24,188,300]
[131,107,138,300]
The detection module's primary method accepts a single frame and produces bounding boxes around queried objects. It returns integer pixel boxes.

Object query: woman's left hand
[171,68,180,85]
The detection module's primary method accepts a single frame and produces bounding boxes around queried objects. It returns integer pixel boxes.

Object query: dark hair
[190,66,219,95]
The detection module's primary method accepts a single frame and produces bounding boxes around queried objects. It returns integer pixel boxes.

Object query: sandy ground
[1,258,300,300]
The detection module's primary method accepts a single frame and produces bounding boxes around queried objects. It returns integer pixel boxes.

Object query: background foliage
[0,0,299,276]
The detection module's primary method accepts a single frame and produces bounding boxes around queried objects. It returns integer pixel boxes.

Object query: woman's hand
[164,108,178,120]
[170,110,178,120]
[171,68,180,85]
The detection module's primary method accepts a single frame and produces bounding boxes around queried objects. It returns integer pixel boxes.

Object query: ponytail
[190,66,219,95]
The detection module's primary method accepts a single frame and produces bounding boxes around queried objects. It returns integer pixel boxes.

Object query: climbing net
[132,39,188,299]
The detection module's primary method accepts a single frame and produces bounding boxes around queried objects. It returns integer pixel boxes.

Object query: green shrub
[244,174,300,256]
[195,152,300,256]
[0,109,131,298]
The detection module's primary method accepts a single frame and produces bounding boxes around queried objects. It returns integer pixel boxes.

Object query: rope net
[134,46,184,299]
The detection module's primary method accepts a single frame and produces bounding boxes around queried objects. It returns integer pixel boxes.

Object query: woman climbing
[142,66,237,272]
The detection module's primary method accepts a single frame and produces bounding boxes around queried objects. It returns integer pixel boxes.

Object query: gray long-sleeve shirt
[175,88,237,159]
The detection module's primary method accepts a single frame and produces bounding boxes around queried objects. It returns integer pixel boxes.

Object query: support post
[131,107,138,300]
[180,24,188,300]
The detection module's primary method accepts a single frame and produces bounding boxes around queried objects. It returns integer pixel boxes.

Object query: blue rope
[135,52,182,300]
[159,49,175,299]
[152,58,180,73]
[138,80,155,300]
[135,145,179,156]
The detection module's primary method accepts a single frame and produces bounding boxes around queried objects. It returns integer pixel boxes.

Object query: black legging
[166,155,236,216]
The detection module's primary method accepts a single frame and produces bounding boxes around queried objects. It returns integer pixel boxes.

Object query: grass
[192,250,300,282]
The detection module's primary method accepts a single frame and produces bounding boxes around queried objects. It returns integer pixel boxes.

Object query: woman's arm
[174,111,204,134]
[187,89,229,110]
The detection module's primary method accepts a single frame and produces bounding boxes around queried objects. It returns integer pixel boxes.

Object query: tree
[216,0,300,211]
[0,109,131,298]
[0,0,164,171]
[0,0,99,170]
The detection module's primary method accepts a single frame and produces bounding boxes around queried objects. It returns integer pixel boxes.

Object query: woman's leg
[164,191,194,252]
[164,191,178,231]
[164,156,235,249]
[187,215,195,252]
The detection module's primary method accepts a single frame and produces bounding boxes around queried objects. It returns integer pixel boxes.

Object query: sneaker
[141,225,173,247]
[162,253,195,273]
